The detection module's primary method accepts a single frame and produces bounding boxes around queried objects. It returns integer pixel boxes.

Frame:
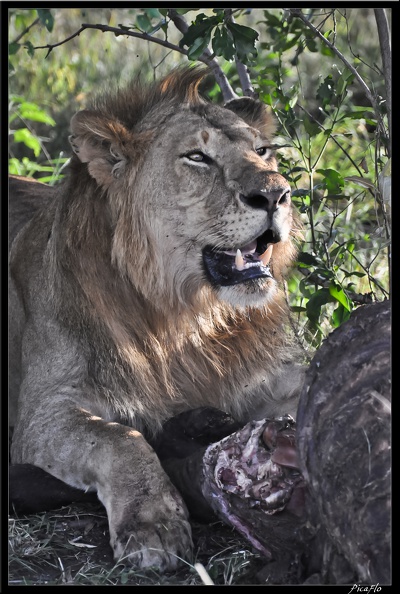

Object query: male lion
[9,67,304,571]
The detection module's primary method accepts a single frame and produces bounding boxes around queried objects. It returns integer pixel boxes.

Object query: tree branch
[34,23,190,60]
[224,9,257,99]
[33,17,238,103]
[11,17,40,45]
[166,9,189,35]
[374,9,391,156]
[167,9,237,102]
[234,58,256,98]
[288,9,389,153]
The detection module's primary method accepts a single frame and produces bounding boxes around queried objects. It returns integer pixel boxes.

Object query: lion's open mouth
[203,229,278,287]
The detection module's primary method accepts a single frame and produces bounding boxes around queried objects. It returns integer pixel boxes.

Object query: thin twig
[34,23,189,59]
[297,105,368,180]
[11,16,40,44]
[283,281,313,362]
[288,9,388,151]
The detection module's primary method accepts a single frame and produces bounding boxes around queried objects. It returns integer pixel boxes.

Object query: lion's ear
[224,97,277,139]
[69,110,132,187]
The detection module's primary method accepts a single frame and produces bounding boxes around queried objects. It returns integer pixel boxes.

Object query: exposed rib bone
[260,244,273,266]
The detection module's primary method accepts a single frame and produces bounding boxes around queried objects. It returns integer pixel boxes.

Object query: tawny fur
[9,67,304,570]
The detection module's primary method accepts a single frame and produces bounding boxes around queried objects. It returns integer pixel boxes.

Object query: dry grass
[8,502,266,586]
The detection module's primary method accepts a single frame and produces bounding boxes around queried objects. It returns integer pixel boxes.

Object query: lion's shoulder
[9,175,57,249]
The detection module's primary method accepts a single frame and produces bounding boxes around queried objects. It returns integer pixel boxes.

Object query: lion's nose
[239,188,291,212]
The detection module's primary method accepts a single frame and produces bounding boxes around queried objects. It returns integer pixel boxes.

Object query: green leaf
[9,42,20,55]
[12,99,42,109]
[306,288,334,327]
[187,34,212,60]
[277,34,302,53]
[346,239,356,254]
[291,188,310,197]
[143,8,161,20]
[332,303,351,328]
[36,175,66,183]
[299,278,313,299]
[314,267,334,281]
[290,167,308,173]
[37,9,54,32]
[8,158,23,175]
[337,108,375,122]
[263,12,282,27]
[226,22,259,63]
[180,15,219,48]
[321,44,335,57]
[305,37,317,52]
[329,283,352,311]
[289,92,298,108]
[262,93,273,106]
[342,270,366,279]
[13,128,41,157]
[19,108,56,125]
[259,79,277,88]
[303,115,320,137]
[212,26,236,61]
[24,40,35,58]
[297,252,320,267]
[316,74,335,107]
[136,14,152,32]
[336,70,354,96]
[317,168,344,194]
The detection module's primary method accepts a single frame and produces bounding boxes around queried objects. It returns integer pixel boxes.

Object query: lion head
[67,67,298,312]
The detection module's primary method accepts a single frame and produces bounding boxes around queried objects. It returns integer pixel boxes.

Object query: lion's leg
[11,404,192,571]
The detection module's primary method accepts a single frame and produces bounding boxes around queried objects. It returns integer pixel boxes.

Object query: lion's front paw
[109,489,193,571]
[112,518,192,571]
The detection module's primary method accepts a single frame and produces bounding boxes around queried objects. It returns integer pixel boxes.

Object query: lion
[9,67,304,571]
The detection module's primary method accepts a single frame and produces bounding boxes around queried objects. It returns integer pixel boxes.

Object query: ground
[8,501,278,586]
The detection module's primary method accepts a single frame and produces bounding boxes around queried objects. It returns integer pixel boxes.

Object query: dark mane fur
[89,66,208,131]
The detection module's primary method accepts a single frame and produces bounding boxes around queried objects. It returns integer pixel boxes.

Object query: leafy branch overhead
[10,8,390,133]
[177,10,258,65]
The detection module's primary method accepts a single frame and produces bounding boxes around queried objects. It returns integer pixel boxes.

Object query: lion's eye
[182,151,212,165]
[186,152,206,162]
[255,147,271,157]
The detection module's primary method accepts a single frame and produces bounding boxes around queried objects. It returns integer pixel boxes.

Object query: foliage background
[9,6,390,352]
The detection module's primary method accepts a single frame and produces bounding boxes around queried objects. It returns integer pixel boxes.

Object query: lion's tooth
[235,249,245,271]
[260,244,273,266]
